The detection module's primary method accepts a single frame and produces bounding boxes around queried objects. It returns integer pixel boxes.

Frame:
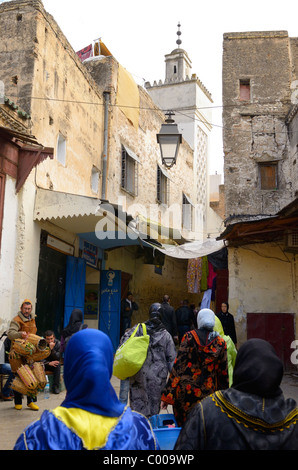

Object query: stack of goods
[10,334,50,398]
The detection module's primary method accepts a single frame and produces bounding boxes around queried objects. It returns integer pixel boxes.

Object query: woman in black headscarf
[217,301,237,346]
[60,309,87,353]
[175,338,298,450]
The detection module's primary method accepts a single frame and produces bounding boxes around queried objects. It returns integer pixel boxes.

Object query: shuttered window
[182,193,193,231]
[157,166,169,205]
[121,145,139,196]
[259,163,278,190]
[239,79,250,101]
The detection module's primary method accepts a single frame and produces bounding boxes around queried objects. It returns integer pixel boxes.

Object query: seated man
[43,330,61,394]
[14,329,159,450]
[0,333,14,401]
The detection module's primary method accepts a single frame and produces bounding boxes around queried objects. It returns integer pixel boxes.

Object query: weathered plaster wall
[0,0,206,331]
[228,244,298,346]
[0,0,105,198]
[87,56,197,239]
[32,5,104,197]
[0,0,105,330]
[0,176,18,330]
[287,106,298,194]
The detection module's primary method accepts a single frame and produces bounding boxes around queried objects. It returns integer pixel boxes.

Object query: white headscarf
[197,308,215,331]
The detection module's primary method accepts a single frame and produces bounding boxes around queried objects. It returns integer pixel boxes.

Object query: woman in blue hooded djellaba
[14,329,159,450]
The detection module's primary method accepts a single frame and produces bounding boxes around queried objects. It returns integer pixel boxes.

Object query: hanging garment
[207,262,217,289]
[200,289,212,309]
[187,258,202,293]
[200,257,209,291]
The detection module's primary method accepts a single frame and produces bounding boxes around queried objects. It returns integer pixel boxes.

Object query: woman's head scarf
[146,302,166,334]
[197,308,215,331]
[62,308,84,338]
[61,329,125,417]
[232,338,283,398]
[214,315,225,336]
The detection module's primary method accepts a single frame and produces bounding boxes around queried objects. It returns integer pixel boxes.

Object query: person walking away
[7,299,39,411]
[43,330,61,394]
[60,308,87,354]
[14,329,159,450]
[214,316,237,386]
[120,292,138,337]
[217,302,237,347]
[161,308,228,426]
[122,303,176,418]
[175,300,194,343]
[175,338,298,450]
[160,295,178,344]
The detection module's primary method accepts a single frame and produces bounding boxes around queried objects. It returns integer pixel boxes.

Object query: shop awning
[0,126,53,192]
[34,189,226,258]
[218,207,298,247]
[33,188,159,250]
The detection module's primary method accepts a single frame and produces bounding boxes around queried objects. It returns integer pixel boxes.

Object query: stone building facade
[223,31,298,221]
[221,31,298,368]
[0,0,211,343]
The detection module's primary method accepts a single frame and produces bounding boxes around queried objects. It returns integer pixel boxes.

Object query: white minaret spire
[176,22,182,48]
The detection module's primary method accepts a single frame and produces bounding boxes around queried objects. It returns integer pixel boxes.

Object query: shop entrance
[35,244,67,338]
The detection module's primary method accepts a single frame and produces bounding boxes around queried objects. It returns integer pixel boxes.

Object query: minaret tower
[165,23,192,82]
[145,24,215,241]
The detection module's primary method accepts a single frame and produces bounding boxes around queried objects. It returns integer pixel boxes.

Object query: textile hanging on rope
[187,258,202,293]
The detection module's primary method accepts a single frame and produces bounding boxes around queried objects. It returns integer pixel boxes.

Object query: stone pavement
[0,375,121,450]
[1,373,298,450]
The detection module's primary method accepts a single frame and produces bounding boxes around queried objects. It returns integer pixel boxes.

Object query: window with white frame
[57,133,66,166]
[121,145,139,196]
[157,165,169,205]
[91,165,100,194]
[182,193,193,231]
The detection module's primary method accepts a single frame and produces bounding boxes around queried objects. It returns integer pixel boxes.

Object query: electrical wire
[5,92,297,135]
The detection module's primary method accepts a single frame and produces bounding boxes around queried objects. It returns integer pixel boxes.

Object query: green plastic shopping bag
[113,323,150,380]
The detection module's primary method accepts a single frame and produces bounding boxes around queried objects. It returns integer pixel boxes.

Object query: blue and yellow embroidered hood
[61,329,125,417]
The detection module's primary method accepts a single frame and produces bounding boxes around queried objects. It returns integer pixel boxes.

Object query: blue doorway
[99,270,121,352]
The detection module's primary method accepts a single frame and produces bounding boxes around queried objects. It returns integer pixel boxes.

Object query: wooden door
[35,244,67,338]
[247,313,295,370]
[215,269,229,313]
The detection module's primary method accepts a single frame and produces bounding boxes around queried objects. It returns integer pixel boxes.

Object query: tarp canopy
[142,238,225,259]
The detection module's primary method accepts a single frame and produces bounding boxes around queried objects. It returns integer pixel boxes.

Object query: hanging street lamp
[157,111,182,169]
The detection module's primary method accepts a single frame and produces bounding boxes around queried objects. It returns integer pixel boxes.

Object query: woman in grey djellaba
[121,303,176,418]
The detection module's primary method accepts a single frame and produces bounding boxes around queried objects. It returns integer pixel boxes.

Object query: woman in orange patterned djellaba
[161,308,229,426]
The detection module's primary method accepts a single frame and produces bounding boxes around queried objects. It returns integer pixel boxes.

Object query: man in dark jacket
[120,292,138,336]
[43,330,61,394]
[161,295,178,343]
